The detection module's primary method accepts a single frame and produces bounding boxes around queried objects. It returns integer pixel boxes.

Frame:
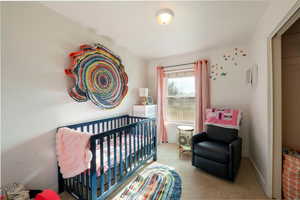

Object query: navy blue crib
[57,115,157,200]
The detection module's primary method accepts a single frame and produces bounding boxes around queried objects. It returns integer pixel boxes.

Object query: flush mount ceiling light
[156,8,174,25]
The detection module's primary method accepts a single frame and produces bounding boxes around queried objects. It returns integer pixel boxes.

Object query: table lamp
[139,88,148,105]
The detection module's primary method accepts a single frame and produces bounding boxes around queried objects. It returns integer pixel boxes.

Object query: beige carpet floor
[61,143,268,200]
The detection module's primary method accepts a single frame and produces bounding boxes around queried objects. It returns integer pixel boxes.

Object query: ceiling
[44,1,269,60]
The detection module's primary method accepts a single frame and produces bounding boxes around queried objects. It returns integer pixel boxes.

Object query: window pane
[166,76,195,121]
[167,77,195,97]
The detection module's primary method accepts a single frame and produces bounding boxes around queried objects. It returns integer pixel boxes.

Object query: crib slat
[137,124,140,162]
[100,138,105,194]
[125,128,128,172]
[68,178,71,193]
[79,175,82,197]
[99,138,105,195]
[85,171,89,200]
[140,123,143,161]
[76,175,80,197]
[80,176,83,198]
[140,123,145,160]
[150,121,153,154]
[72,177,75,194]
[119,131,123,180]
[107,136,112,189]
[66,178,69,192]
[72,177,76,195]
[147,121,152,155]
[154,120,157,161]
[74,175,77,196]
[90,139,97,200]
[143,122,147,158]
[147,121,151,155]
[113,133,117,184]
[133,126,137,166]
[146,122,149,158]
[129,127,132,170]
[70,177,74,195]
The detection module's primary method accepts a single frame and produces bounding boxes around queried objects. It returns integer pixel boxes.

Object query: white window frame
[165,75,196,123]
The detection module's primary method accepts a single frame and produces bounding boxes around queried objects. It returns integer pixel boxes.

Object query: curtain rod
[162,62,195,68]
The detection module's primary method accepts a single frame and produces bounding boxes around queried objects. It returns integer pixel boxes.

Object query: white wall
[1,2,147,190]
[0,1,2,188]
[248,0,298,197]
[147,45,252,156]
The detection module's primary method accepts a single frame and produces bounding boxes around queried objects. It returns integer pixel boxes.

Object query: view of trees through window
[167,76,195,122]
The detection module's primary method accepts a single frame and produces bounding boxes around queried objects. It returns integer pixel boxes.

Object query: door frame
[268,3,300,199]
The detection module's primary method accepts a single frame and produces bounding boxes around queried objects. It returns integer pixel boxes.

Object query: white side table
[177,125,194,157]
[133,105,157,118]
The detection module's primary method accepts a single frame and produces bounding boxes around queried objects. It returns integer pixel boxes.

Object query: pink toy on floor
[35,189,60,200]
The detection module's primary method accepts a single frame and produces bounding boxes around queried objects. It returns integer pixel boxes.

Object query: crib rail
[57,115,157,200]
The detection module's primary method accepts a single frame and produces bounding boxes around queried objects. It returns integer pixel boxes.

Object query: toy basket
[283,152,300,200]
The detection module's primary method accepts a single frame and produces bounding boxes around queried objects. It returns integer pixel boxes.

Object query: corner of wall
[249,154,268,196]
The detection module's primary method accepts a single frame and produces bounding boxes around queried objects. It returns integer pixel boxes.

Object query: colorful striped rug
[114,163,182,200]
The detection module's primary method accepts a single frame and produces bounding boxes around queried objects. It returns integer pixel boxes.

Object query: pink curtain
[194,60,211,133]
[156,66,168,143]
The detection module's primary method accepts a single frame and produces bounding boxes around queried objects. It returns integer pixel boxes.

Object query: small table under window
[177,125,194,157]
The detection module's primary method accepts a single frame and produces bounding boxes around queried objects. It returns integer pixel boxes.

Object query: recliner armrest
[191,132,207,166]
[229,137,242,156]
[192,132,207,146]
[229,136,242,179]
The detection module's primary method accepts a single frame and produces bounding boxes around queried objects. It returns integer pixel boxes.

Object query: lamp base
[139,97,147,105]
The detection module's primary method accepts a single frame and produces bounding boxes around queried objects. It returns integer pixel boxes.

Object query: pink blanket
[204,108,242,130]
[57,127,145,178]
[56,128,92,178]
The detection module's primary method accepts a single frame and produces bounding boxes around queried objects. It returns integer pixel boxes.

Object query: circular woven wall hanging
[65,44,128,109]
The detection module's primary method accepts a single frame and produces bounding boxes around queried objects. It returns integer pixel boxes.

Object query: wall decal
[210,63,227,80]
[210,48,247,80]
[65,44,128,109]
[223,48,247,64]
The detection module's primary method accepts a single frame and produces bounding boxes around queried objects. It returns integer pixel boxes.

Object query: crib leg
[153,136,157,161]
[153,153,157,161]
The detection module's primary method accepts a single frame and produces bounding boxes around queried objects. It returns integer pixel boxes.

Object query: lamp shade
[139,88,148,97]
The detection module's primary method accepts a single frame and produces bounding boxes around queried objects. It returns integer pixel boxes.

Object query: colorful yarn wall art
[65,44,128,109]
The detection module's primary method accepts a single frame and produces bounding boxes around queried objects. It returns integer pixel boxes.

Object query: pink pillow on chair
[205,108,242,130]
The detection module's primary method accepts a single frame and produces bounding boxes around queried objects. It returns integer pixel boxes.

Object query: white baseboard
[249,156,267,196]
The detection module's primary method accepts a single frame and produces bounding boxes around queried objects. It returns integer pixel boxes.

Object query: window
[166,74,195,122]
